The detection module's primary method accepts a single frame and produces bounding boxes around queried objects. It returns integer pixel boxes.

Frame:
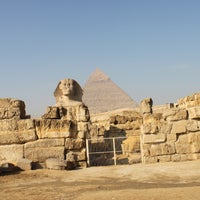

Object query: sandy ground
[1,160,200,200]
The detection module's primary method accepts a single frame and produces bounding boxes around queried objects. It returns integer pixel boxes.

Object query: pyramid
[82,68,138,114]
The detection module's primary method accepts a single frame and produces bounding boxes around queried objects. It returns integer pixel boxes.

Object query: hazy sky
[0,0,200,116]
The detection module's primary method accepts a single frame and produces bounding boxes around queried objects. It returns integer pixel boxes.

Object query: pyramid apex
[83,68,138,114]
[87,68,110,83]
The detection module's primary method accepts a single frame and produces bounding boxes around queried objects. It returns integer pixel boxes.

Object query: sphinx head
[54,79,83,106]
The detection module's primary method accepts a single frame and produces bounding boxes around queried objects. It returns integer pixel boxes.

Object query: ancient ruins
[0,78,90,171]
[0,75,200,172]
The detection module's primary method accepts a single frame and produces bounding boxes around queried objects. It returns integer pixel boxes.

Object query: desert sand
[1,160,200,200]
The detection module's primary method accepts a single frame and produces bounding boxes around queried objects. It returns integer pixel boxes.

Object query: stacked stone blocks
[141,93,200,164]
[0,99,90,170]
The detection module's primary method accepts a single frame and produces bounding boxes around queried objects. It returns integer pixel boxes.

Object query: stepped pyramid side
[82,68,138,114]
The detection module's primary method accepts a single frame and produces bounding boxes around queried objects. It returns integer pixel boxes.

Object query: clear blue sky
[0,0,200,116]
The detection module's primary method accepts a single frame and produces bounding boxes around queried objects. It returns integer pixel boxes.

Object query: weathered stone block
[171,120,187,134]
[167,134,177,142]
[150,144,162,156]
[142,124,159,134]
[42,106,60,119]
[66,149,86,162]
[0,144,24,163]
[115,115,127,124]
[36,119,75,139]
[25,146,65,162]
[16,158,32,170]
[171,154,181,162]
[175,134,191,154]
[143,133,166,144]
[163,108,188,121]
[157,155,171,162]
[0,119,37,144]
[0,98,26,119]
[143,156,157,164]
[122,136,140,154]
[25,138,64,148]
[187,120,200,132]
[140,98,153,114]
[161,142,176,155]
[150,142,175,156]
[125,129,141,137]
[76,104,90,122]
[189,132,200,153]
[65,138,85,150]
[77,122,89,139]
[160,122,172,135]
[188,107,200,119]
[45,158,66,170]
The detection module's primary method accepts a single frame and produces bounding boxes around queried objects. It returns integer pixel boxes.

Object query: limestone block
[115,115,127,124]
[178,93,200,108]
[143,133,166,144]
[140,98,153,114]
[126,129,141,137]
[77,104,90,122]
[0,144,24,163]
[65,138,85,150]
[25,146,65,163]
[187,120,200,132]
[163,108,187,121]
[171,154,181,162]
[42,106,60,119]
[45,158,66,170]
[66,149,86,162]
[125,121,141,130]
[189,132,200,153]
[24,139,65,162]
[16,158,32,170]
[167,134,177,142]
[150,144,162,156]
[150,142,175,156]
[25,138,64,148]
[188,107,200,119]
[160,122,172,135]
[36,119,75,139]
[142,124,159,134]
[180,154,188,161]
[77,122,89,139]
[0,129,37,145]
[122,136,140,154]
[186,153,200,160]
[110,116,116,123]
[141,144,150,156]
[161,142,176,155]
[143,156,157,164]
[0,118,37,145]
[142,113,163,134]
[143,113,163,124]
[157,155,171,162]
[0,98,26,119]
[171,120,187,134]
[175,134,191,154]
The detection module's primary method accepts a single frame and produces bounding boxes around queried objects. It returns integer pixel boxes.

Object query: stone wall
[0,99,90,170]
[89,108,142,164]
[1,91,200,170]
[140,93,200,164]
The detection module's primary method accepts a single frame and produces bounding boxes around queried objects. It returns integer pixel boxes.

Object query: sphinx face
[59,79,74,97]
